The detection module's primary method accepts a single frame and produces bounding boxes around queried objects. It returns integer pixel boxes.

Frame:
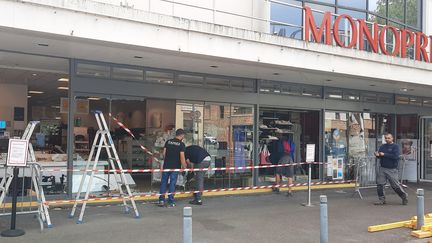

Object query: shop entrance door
[420,117,432,181]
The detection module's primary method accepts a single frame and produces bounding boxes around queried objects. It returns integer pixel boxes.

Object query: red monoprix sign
[304,6,432,63]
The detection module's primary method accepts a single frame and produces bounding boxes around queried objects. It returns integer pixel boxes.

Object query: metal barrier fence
[0,161,51,231]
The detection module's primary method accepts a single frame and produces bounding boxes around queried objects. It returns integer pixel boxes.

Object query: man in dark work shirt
[185,145,211,205]
[374,133,408,205]
[158,129,187,208]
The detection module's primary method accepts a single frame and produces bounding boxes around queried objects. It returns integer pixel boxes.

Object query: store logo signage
[303,6,432,63]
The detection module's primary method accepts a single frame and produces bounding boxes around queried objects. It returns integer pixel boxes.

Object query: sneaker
[157,201,165,207]
[167,203,176,208]
[189,200,203,205]
[373,200,386,205]
[402,198,408,205]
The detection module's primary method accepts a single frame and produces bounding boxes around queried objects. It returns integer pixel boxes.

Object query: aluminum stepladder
[69,111,140,223]
[0,121,52,230]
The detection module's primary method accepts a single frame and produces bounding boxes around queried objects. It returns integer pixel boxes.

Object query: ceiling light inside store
[400,88,408,92]
[32,73,37,76]
[51,106,60,109]
[27,95,31,98]
[57,87,69,90]
[88,97,101,101]
[28,90,44,94]
[58,78,69,82]
[55,117,61,120]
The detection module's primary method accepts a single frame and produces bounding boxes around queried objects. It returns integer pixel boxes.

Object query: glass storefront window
[324,112,348,179]
[146,70,174,85]
[338,0,366,9]
[388,0,405,23]
[270,0,303,39]
[231,79,256,93]
[231,105,254,186]
[406,0,420,28]
[368,0,386,17]
[112,67,143,81]
[72,96,110,195]
[397,114,418,181]
[259,108,320,184]
[206,77,230,89]
[76,63,110,78]
[203,103,232,187]
[177,74,204,87]
[0,52,69,197]
[310,0,335,4]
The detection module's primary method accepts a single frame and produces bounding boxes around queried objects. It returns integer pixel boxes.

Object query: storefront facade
[0,0,431,198]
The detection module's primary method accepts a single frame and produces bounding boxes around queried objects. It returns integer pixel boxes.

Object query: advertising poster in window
[398,139,417,182]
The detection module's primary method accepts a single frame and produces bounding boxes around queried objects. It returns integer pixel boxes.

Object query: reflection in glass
[270,1,303,39]
[324,112,348,180]
[73,96,110,194]
[338,0,366,9]
[203,103,231,188]
[388,0,405,23]
[406,0,420,28]
[231,105,254,185]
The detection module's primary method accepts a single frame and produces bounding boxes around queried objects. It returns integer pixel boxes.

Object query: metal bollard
[183,207,192,243]
[302,163,313,207]
[417,189,424,230]
[320,195,328,243]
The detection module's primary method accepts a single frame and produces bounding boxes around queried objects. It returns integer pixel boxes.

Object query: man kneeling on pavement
[185,145,211,205]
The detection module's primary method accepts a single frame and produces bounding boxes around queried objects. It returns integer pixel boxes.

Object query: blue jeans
[159,172,178,204]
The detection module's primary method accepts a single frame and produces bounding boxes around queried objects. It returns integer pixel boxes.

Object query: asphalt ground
[0,183,431,243]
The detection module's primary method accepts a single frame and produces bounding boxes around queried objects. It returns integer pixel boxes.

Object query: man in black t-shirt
[185,145,211,205]
[158,129,187,208]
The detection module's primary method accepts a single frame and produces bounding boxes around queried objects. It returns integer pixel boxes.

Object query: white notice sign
[306,144,315,162]
[7,139,28,167]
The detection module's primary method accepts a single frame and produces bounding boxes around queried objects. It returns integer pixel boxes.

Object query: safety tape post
[46,180,353,205]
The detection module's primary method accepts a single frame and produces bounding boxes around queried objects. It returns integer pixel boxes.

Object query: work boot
[189,199,202,205]
[373,200,386,205]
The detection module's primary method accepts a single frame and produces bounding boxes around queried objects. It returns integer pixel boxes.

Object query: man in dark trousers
[185,145,211,205]
[374,133,408,205]
[158,129,187,208]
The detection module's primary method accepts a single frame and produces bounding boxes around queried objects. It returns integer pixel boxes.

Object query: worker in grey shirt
[185,145,211,205]
[374,133,408,205]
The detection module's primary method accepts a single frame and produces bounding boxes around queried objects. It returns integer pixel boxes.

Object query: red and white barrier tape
[109,113,160,162]
[46,180,353,205]
[41,161,325,173]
